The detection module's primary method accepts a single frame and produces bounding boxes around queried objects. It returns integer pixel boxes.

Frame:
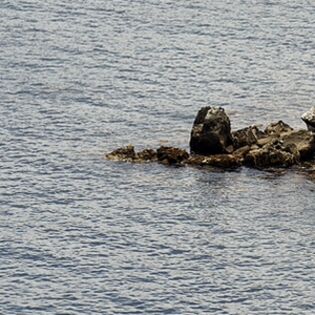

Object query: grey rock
[301,107,315,131]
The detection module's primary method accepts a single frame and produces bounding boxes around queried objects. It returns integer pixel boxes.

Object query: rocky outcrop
[106,106,315,171]
[190,107,233,155]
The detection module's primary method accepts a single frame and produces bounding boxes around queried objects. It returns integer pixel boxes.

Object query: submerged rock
[301,107,315,131]
[190,107,233,155]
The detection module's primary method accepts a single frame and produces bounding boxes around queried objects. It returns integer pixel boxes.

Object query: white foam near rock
[301,107,315,131]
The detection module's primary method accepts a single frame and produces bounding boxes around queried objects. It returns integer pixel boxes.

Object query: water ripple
[1,0,315,314]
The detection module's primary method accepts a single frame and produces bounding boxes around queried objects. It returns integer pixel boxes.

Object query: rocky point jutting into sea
[106,107,315,171]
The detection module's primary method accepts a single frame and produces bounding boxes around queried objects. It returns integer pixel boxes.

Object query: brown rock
[233,145,251,157]
[106,145,136,162]
[257,137,274,147]
[265,121,293,136]
[280,130,315,160]
[244,139,299,168]
[187,154,242,168]
[136,149,157,162]
[156,146,189,165]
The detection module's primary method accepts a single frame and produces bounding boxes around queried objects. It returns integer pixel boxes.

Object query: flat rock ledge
[106,107,315,170]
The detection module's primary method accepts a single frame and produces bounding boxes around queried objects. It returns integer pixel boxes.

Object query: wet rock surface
[187,154,242,168]
[156,146,189,165]
[106,145,136,162]
[106,107,315,171]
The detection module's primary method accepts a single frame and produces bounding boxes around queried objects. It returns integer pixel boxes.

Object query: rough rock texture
[280,130,315,159]
[106,107,315,171]
[232,125,265,149]
[301,107,315,131]
[190,107,233,155]
[187,154,242,168]
[106,145,136,162]
[244,139,299,168]
[156,146,189,165]
[106,146,157,163]
[265,121,293,136]
[137,149,157,162]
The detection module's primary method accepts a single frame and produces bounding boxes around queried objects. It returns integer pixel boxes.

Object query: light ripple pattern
[0,0,315,314]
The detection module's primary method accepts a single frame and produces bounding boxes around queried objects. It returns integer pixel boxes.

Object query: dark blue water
[1,1,315,314]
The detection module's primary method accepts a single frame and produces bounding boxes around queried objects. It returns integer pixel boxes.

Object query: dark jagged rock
[156,146,189,165]
[301,107,315,131]
[187,154,242,168]
[244,139,299,168]
[190,107,233,155]
[265,121,293,136]
[232,125,265,149]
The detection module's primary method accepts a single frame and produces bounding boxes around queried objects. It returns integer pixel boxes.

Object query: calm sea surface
[1,1,315,314]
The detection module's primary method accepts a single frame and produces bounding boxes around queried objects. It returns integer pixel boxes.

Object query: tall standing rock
[190,107,233,155]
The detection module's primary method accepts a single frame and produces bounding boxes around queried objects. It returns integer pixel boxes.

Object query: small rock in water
[106,145,136,162]
[301,107,315,131]
[136,149,157,162]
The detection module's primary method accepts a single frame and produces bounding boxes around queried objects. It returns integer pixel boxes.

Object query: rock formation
[106,107,315,170]
[190,107,233,155]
